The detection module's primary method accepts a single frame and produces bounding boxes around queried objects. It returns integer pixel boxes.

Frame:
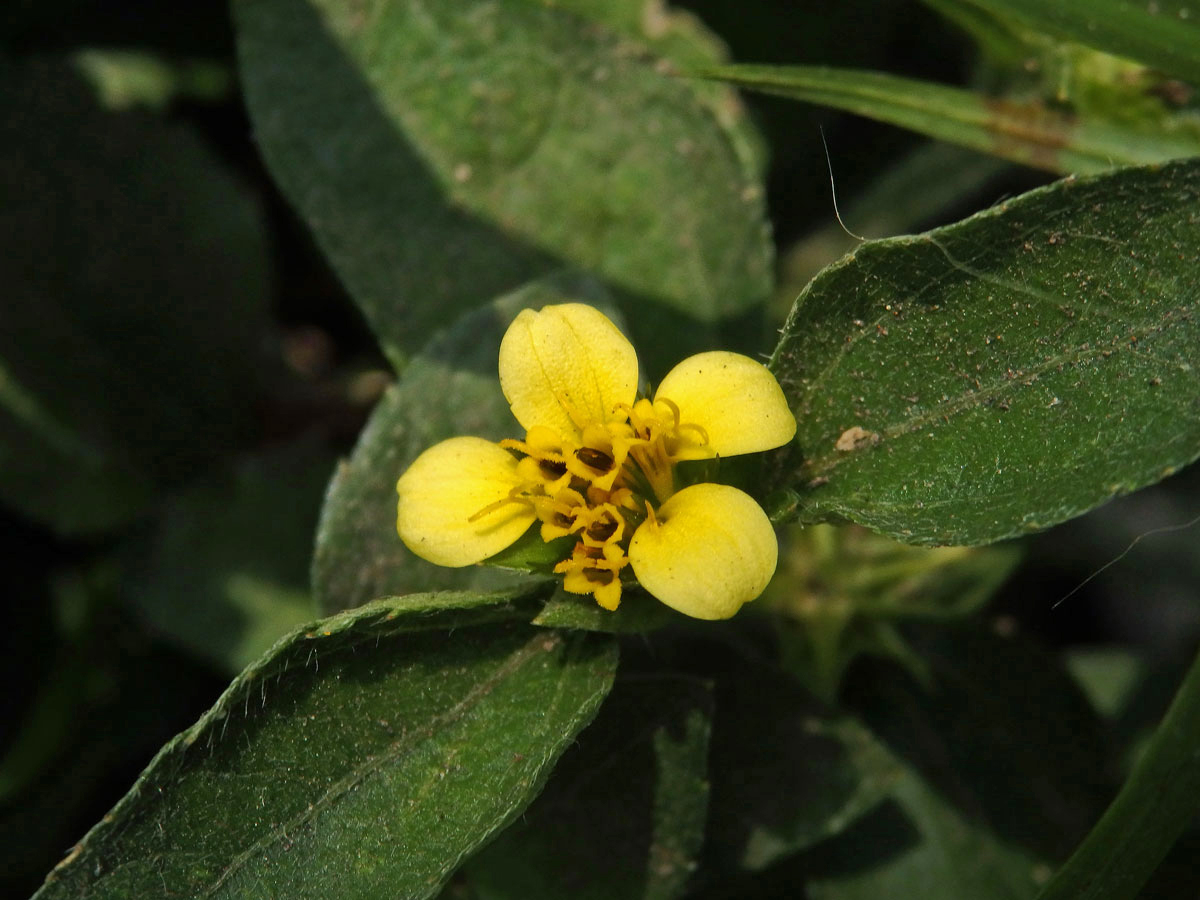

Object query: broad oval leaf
[234,0,772,365]
[769,158,1200,546]
[550,0,765,176]
[33,591,618,900]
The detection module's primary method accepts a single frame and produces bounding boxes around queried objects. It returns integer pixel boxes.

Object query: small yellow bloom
[396,303,796,620]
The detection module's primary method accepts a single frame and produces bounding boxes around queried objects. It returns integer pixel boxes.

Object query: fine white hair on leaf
[821,125,866,243]
[1053,510,1200,609]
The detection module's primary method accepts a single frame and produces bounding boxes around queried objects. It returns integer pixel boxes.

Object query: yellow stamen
[468,485,534,523]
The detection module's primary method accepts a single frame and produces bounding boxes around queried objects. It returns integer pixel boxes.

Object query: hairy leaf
[234,0,771,366]
[33,591,618,900]
[769,158,1200,546]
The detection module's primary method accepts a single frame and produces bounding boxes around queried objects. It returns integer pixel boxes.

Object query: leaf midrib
[200,630,567,895]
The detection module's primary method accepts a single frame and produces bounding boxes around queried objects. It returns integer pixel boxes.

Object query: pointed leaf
[769,158,1200,546]
[33,592,618,900]
[697,64,1200,174]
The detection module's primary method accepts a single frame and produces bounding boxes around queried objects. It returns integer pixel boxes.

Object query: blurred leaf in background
[122,439,336,673]
[234,0,775,370]
[0,58,270,536]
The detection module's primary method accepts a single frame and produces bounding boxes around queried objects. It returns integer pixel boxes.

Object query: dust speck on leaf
[835,427,880,452]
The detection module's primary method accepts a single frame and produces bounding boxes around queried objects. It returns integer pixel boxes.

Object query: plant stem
[1037,644,1200,900]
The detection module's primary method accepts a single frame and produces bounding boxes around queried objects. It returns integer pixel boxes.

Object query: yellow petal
[498,304,638,437]
[396,436,536,567]
[628,483,777,620]
[654,351,795,457]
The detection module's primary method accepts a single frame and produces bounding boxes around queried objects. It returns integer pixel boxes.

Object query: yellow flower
[396,303,796,620]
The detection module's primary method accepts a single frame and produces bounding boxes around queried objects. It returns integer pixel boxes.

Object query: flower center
[493,395,713,609]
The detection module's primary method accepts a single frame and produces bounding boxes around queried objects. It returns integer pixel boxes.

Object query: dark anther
[586,517,618,541]
[582,568,615,585]
[576,447,615,471]
[539,459,568,479]
[552,512,574,528]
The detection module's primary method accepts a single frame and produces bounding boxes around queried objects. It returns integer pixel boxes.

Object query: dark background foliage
[3,1,1197,897]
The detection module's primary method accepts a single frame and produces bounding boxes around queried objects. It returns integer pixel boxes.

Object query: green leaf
[798,623,1114,897]
[776,142,1011,312]
[465,674,712,900]
[33,592,618,900]
[74,49,232,110]
[695,659,1041,898]
[124,440,336,672]
[696,63,1200,174]
[1065,647,1145,719]
[312,274,611,615]
[0,567,226,896]
[531,587,689,633]
[703,666,902,873]
[770,525,1021,621]
[0,59,270,535]
[803,751,1044,900]
[918,0,1042,65]
[768,158,1200,546]
[234,0,772,366]
[1036,644,1200,900]
[844,626,1111,862]
[961,0,1200,84]
[767,524,1021,699]
[549,0,765,176]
